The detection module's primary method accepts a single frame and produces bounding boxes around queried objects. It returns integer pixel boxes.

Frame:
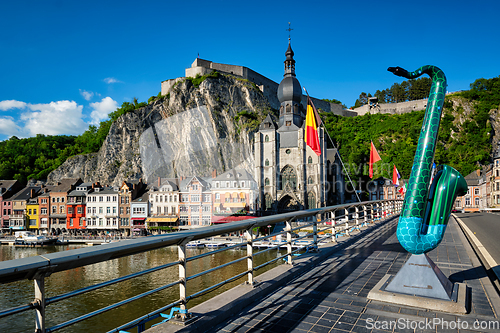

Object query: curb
[453,214,500,292]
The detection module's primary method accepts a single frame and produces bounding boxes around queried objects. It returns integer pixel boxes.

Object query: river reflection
[0,243,286,333]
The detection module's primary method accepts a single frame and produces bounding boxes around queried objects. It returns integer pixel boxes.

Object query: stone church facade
[254,40,345,215]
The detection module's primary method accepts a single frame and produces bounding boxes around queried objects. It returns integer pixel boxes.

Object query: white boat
[205,243,225,248]
[186,241,205,248]
[15,231,56,245]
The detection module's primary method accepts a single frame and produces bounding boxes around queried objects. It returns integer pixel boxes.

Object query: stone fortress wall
[353,98,429,115]
[161,59,358,117]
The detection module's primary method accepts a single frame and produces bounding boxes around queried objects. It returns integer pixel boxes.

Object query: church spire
[284,38,296,77]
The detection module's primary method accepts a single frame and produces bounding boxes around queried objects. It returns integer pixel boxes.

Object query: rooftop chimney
[158,177,161,187]
[212,169,217,178]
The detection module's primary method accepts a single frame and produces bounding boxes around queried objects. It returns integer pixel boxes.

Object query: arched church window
[265,194,272,211]
[308,176,313,185]
[280,165,297,190]
[308,156,313,164]
[286,104,291,113]
[280,106,284,115]
[265,178,270,186]
[265,159,269,166]
[308,192,316,209]
[294,104,298,114]
[265,135,269,142]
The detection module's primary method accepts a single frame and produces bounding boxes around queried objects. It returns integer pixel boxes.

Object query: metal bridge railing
[0,199,402,333]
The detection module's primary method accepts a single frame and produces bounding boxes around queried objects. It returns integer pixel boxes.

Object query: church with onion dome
[254,39,345,215]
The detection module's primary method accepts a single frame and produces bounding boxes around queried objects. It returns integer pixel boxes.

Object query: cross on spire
[286,22,293,39]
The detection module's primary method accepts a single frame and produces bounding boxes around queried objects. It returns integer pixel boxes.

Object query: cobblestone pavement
[215,217,500,333]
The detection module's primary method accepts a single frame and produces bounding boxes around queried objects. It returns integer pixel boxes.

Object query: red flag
[392,165,401,186]
[369,141,381,178]
[305,97,321,156]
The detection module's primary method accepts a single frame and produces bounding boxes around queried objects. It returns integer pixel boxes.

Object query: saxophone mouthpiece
[388,66,409,78]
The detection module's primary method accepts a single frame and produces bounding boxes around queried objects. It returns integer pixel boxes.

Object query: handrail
[0,200,395,284]
[0,199,402,333]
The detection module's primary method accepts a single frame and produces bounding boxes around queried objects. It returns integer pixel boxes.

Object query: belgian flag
[305,96,321,156]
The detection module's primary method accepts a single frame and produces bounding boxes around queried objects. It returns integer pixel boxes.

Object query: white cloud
[90,97,119,125]
[104,77,121,84]
[79,89,94,101]
[21,100,88,136]
[0,116,22,137]
[0,100,27,111]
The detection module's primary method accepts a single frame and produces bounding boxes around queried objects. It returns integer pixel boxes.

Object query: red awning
[212,216,256,224]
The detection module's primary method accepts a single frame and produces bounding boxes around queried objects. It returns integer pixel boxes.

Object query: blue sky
[1,0,499,141]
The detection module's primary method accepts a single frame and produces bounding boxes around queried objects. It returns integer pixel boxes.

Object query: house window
[215,193,220,201]
[308,192,316,209]
[99,207,103,214]
[265,194,273,210]
[68,207,73,214]
[465,197,471,206]
[475,198,480,206]
[77,207,83,214]
[60,206,64,213]
[474,188,479,195]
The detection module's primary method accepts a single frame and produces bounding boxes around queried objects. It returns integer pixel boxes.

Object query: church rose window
[280,165,297,190]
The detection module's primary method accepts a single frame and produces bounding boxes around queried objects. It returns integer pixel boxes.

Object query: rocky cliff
[47,74,274,185]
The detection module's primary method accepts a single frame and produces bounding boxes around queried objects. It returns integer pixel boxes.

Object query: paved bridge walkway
[150,216,500,333]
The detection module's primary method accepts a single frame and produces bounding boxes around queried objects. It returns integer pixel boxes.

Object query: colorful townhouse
[0,180,23,231]
[66,183,93,235]
[49,179,82,234]
[211,169,258,215]
[179,176,212,228]
[9,186,42,231]
[38,186,54,234]
[147,178,179,232]
[131,190,149,235]
[118,179,144,235]
[455,170,484,212]
[86,185,119,234]
[26,196,40,231]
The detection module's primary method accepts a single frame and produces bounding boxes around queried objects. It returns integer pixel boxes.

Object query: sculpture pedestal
[368,254,469,313]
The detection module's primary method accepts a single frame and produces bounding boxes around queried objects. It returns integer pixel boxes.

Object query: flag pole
[303,87,362,203]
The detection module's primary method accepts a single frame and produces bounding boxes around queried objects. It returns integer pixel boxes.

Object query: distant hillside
[324,75,500,182]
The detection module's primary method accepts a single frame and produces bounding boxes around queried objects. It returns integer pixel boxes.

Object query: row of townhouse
[0,168,259,235]
[147,169,258,230]
[0,178,147,235]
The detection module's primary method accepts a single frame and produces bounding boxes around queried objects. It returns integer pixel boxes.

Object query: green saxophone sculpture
[388,65,468,255]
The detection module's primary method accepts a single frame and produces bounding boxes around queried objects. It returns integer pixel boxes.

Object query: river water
[0,243,286,333]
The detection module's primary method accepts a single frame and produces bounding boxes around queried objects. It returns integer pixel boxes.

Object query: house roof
[0,180,20,199]
[213,169,255,182]
[51,178,83,193]
[179,176,212,192]
[10,186,42,201]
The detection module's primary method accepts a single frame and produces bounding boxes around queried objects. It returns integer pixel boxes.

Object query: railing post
[178,241,188,320]
[345,208,350,236]
[355,206,359,230]
[286,219,292,265]
[331,210,337,243]
[34,277,45,333]
[245,227,254,285]
[363,205,368,226]
[313,214,319,249]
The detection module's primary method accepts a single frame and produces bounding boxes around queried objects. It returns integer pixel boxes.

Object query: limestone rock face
[47,74,274,186]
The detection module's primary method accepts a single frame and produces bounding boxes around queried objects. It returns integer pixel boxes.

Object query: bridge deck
[150,216,500,332]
